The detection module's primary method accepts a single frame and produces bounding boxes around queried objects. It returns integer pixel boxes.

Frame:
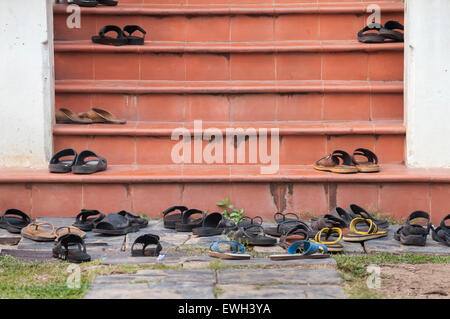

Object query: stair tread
[55,79,403,93]
[3,164,450,183]
[54,2,403,15]
[54,40,404,53]
[53,120,405,136]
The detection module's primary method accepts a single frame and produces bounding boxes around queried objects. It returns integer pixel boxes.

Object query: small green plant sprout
[217,197,245,223]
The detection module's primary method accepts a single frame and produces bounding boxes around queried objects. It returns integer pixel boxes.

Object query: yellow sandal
[343,218,388,242]
[311,227,344,253]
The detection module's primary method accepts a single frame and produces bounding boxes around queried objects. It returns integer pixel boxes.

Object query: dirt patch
[381,263,450,299]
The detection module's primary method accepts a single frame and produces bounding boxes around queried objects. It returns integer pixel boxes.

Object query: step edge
[52,123,406,136]
[53,3,404,15]
[54,41,404,53]
[55,80,404,94]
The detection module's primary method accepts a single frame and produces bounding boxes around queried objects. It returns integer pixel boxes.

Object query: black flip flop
[380,21,404,42]
[123,25,147,45]
[93,213,138,236]
[265,219,313,238]
[357,23,385,43]
[71,150,107,174]
[192,212,236,237]
[49,148,77,173]
[0,209,32,234]
[279,223,310,250]
[264,212,300,237]
[432,214,450,246]
[92,25,128,46]
[175,209,205,232]
[73,209,105,231]
[53,234,91,263]
[394,211,431,246]
[131,234,162,257]
[346,204,389,229]
[118,210,148,229]
[163,206,188,229]
[230,225,277,246]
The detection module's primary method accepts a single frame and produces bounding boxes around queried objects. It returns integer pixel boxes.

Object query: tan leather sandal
[79,108,126,124]
[55,226,86,241]
[55,108,92,124]
[313,150,358,174]
[21,222,56,242]
[352,148,380,173]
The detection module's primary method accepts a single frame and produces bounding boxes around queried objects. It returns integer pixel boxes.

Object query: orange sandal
[313,150,358,174]
[21,223,56,242]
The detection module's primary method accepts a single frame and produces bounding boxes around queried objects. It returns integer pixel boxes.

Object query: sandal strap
[75,209,104,223]
[131,234,162,256]
[162,206,188,217]
[55,226,80,236]
[3,209,32,224]
[123,25,147,36]
[98,25,126,39]
[182,209,205,224]
[440,214,450,230]
[352,148,378,165]
[49,148,77,165]
[287,240,328,255]
[383,20,404,31]
[358,23,383,37]
[74,150,107,167]
[349,218,378,235]
[312,227,343,245]
[274,212,299,223]
[58,234,86,252]
[28,222,55,233]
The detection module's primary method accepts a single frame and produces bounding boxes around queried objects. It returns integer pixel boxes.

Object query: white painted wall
[0,0,54,168]
[405,0,450,168]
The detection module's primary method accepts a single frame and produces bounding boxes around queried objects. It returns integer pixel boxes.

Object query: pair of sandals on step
[314,148,380,174]
[358,21,404,43]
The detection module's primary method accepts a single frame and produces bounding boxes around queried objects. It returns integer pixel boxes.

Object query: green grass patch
[0,255,183,299]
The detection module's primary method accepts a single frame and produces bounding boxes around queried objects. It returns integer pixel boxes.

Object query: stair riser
[53,134,404,165]
[54,12,404,42]
[2,181,445,224]
[56,92,404,122]
[55,51,403,81]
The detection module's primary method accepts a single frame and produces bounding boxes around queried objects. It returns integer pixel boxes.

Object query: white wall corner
[405,0,450,168]
[0,0,55,168]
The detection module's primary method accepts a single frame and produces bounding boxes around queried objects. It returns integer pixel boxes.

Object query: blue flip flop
[208,240,250,260]
[270,240,329,260]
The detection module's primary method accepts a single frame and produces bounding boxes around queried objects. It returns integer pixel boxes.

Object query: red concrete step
[56,91,403,122]
[0,164,448,225]
[53,3,403,42]
[52,121,405,165]
[54,41,403,82]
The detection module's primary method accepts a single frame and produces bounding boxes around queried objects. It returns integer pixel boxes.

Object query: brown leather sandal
[21,223,56,242]
[313,150,358,174]
[55,108,92,124]
[352,148,380,173]
[55,226,86,241]
[79,108,126,124]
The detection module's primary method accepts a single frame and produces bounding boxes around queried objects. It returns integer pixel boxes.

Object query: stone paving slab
[93,269,215,284]
[0,228,21,245]
[217,268,342,285]
[364,225,450,255]
[85,281,215,299]
[219,256,338,268]
[217,284,346,299]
